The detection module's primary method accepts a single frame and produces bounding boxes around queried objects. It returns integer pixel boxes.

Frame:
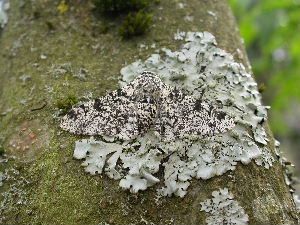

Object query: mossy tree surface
[0,0,298,224]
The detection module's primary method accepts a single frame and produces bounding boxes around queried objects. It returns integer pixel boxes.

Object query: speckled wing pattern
[60,72,235,141]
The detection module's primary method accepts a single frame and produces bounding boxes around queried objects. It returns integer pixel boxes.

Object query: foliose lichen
[0,172,3,187]
[67,32,275,197]
[273,139,297,192]
[294,195,300,215]
[0,0,9,29]
[200,188,249,225]
[0,146,6,188]
[274,140,300,213]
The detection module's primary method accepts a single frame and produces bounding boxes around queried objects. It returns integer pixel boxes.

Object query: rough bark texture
[0,0,299,224]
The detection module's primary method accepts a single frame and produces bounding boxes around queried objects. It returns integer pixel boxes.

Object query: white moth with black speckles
[60,71,235,141]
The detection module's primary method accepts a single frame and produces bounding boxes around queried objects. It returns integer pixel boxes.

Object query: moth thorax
[135,81,162,99]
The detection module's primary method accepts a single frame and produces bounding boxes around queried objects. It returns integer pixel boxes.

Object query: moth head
[133,71,164,99]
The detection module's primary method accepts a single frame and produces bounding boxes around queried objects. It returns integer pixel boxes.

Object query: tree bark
[0,0,299,224]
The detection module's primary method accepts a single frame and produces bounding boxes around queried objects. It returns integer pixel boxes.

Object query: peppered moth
[60,71,235,141]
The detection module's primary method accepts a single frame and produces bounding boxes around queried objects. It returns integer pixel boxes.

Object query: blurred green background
[229,0,299,189]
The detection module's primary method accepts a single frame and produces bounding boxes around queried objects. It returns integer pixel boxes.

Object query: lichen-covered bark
[0,0,298,224]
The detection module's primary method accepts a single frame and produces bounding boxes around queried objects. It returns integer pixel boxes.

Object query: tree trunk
[0,0,299,224]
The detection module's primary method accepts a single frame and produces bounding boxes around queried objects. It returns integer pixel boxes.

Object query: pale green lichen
[200,188,249,225]
[293,195,300,215]
[0,172,3,186]
[0,0,9,28]
[71,32,275,198]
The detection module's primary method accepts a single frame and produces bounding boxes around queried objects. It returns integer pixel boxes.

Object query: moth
[60,71,235,142]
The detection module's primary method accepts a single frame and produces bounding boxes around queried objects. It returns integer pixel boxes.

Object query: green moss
[0,146,4,155]
[33,10,41,20]
[45,21,55,31]
[119,10,152,39]
[94,0,150,13]
[99,24,109,33]
[258,83,266,93]
[56,95,79,114]
[93,0,156,38]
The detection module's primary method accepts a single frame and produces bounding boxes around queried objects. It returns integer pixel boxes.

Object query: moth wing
[186,100,235,136]
[60,84,157,140]
[156,90,235,142]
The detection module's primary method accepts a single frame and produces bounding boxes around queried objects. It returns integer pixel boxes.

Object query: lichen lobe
[200,188,249,225]
[0,0,9,29]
